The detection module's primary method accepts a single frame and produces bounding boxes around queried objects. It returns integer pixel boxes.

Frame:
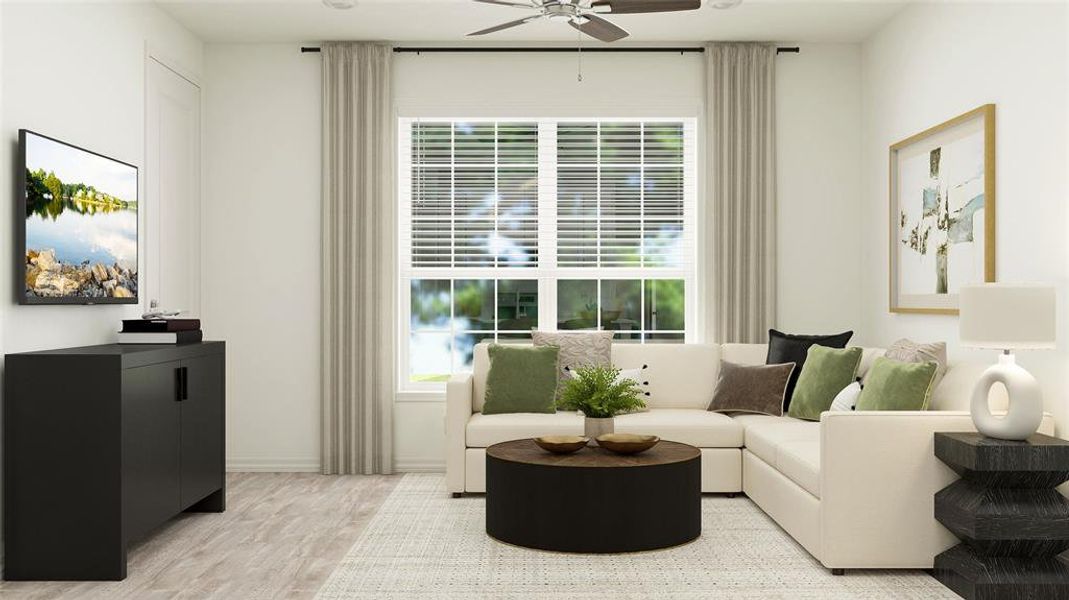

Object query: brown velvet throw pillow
[708,361,796,417]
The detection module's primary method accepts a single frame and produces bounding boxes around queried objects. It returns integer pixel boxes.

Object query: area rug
[315,474,955,599]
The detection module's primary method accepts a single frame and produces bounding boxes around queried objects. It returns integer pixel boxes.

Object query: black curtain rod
[301,46,800,54]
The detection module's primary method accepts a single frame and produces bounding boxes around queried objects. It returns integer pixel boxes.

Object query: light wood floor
[0,472,400,600]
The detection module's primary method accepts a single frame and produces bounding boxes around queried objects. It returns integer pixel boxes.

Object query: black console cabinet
[3,342,225,581]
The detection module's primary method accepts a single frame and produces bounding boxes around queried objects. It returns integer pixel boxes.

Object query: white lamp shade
[959,284,1056,350]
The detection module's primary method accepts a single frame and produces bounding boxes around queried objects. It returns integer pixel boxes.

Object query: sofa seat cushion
[775,440,821,498]
[730,413,809,428]
[733,415,814,460]
[740,415,822,498]
[614,409,744,448]
[466,412,584,448]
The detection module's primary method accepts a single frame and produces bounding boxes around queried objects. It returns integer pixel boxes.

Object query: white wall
[201,45,322,471]
[393,51,705,116]
[0,2,203,354]
[199,46,863,471]
[859,2,1069,430]
[775,45,862,334]
[0,0,203,520]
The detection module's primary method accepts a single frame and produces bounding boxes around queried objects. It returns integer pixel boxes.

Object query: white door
[145,57,201,316]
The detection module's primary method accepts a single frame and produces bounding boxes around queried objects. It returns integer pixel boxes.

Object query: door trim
[144,51,203,316]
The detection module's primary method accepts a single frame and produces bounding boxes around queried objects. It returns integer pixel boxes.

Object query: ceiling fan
[468,0,704,43]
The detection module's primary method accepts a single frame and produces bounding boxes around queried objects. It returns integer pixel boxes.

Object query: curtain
[705,43,777,344]
[321,42,395,475]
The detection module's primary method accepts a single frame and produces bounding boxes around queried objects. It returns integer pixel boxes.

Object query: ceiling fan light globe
[711,0,743,9]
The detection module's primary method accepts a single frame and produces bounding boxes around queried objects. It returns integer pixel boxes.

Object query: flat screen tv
[18,129,138,304]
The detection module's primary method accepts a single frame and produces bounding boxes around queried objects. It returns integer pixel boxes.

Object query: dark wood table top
[935,432,1069,473]
[486,438,699,468]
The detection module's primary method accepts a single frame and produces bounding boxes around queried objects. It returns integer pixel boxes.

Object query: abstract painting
[889,105,995,314]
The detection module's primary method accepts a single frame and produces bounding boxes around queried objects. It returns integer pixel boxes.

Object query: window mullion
[640,122,646,270]
[450,122,456,270]
[539,277,555,335]
[493,122,499,269]
[539,120,558,331]
[595,121,602,270]
[684,118,698,343]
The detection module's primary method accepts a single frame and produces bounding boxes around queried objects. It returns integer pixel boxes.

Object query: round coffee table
[485,438,701,553]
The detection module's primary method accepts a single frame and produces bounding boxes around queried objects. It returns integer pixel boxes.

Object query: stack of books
[118,319,202,344]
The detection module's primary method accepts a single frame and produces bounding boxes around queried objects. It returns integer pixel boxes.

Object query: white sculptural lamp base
[971,352,1043,441]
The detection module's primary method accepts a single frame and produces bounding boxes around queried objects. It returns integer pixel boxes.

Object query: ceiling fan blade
[468,15,540,36]
[570,14,629,43]
[473,0,539,8]
[591,0,702,14]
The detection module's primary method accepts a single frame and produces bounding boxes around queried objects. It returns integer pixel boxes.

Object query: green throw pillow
[482,344,560,415]
[855,356,938,412]
[787,345,863,421]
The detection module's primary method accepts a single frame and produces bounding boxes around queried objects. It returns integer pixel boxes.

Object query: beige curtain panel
[706,43,777,344]
[321,42,396,475]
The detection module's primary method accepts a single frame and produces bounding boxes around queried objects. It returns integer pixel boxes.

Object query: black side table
[933,432,1069,599]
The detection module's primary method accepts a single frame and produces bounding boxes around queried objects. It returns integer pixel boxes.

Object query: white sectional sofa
[445,341,1056,571]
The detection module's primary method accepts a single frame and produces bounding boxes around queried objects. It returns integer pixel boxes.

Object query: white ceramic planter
[584,417,614,446]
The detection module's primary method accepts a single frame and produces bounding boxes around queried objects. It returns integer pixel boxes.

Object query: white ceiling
[156,0,908,44]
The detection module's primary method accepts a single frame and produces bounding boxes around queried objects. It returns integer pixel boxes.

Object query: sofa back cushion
[720,343,768,366]
[931,361,1006,411]
[611,343,720,409]
[472,342,721,412]
[470,341,1000,413]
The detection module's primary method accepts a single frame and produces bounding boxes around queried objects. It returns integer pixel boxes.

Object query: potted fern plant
[559,365,646,445]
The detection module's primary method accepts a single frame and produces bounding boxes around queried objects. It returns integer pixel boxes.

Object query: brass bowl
[595,433,660,455]
[534,435,589,454]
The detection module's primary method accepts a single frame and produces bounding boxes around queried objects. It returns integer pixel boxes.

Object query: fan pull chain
[576,23,583,83]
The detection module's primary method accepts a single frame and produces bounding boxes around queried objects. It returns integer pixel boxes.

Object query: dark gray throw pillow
[708,361,796,417]
[766,329,853,411]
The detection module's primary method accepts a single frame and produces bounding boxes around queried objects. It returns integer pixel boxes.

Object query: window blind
[400,118,696,276]
[407,121,539,268]
[556,121,688,268]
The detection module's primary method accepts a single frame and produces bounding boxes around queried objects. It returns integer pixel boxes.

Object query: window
[400,118,696,386]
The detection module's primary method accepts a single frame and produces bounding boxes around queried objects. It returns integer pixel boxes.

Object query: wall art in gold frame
[889,104,995,315]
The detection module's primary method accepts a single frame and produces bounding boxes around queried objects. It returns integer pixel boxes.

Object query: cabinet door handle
[175,367,185,402]
[182,367,189,401]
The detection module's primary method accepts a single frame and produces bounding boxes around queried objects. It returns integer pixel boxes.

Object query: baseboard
[227,457,444,473]
[394,459,445,473]
[227,457,321,472]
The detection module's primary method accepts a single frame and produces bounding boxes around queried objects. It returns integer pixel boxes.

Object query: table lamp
[959,284,1056,440]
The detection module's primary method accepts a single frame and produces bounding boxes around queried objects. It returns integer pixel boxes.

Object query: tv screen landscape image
[19,130,138,304]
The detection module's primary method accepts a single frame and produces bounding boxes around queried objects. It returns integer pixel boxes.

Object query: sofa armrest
[818,410,1054,568]
[445,372,474,493]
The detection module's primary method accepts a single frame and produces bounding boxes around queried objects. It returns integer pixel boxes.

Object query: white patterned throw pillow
[532,330,614,395]
[882,339,947,388]
[829,381,862,412]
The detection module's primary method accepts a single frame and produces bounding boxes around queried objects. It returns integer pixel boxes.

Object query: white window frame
[398,117,698,392]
